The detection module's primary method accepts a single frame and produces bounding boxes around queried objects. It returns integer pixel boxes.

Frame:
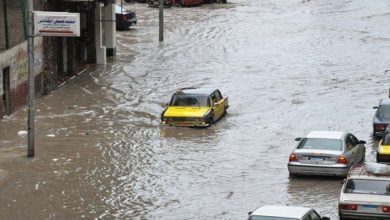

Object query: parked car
[147,0,203,7]
[338,164,390,220]
[373,99,390,138]
[248,205,330,220]
[288,131,366,177]
[115,4,137,30]
[161,88,228,127]
[377,130,390,163]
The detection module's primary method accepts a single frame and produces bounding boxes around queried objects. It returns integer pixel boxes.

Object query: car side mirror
[248,211,252,215]
[358,140,366,144]
[295,137,302,141]
[373,106,378,109]
[340,178,346,184]
[321,217,330,220]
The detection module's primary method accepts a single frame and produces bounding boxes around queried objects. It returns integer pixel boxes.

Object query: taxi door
[211,91,224,120]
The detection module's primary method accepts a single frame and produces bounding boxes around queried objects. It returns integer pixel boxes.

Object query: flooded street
[1,0,390,219]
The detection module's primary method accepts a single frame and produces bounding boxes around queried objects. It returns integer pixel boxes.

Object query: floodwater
[1,0,390,219]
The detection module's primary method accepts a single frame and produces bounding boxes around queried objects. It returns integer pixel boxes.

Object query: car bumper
[339,211,390,220]
[116,19,137,30]
[377,153,390,163]
[161,121,210,127]
[374,130,386,137]
[288,163,349,176]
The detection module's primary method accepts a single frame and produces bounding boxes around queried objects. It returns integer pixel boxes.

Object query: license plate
[310,157,323,161]
[359,205,378,213]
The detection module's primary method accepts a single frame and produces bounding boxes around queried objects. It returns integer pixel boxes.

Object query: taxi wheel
[222,110,227,117]
[207,118,214,127]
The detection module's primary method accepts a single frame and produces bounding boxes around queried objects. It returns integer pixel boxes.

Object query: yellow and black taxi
[377,131,390,163]
[161,88,228,127]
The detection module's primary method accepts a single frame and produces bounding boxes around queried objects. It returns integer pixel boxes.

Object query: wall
[0,37,44,118]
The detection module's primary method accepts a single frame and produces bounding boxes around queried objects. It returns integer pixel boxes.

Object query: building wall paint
[0,37,44,118]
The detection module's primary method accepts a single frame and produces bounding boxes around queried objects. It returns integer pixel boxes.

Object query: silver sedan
[288,131,366,177]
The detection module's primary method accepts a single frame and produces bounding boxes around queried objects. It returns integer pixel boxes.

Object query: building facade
[0,0,116,119]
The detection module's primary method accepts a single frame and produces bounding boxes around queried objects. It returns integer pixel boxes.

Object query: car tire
[222,109,227,117]
[207,117,214,127]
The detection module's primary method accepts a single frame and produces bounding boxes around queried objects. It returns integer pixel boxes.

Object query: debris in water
[17,131,28,136]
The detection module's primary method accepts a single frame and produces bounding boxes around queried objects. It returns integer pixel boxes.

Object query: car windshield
[345,179,390,196]
[170,95,209,107]
[297,138,343,151]
[249,216,298,220]
[378,105,390,119]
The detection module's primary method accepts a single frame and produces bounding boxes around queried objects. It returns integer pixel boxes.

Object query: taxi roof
[306,131,346,140]
[174,88,217,96]
[251,205,311,218]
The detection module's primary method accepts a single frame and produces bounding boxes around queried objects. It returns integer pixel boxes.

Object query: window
[345,179,390,196]
[170,95,210,107]
[345,136,355,151]
[297,138,343,151]
[378,104,390,119]
[215,90,223,100]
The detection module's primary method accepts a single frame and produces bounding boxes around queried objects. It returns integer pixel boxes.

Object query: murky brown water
[1,0,390,219]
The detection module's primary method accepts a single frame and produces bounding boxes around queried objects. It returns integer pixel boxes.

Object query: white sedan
[288,131,366,177]
[339,164,390,220]
[248,205,330,220]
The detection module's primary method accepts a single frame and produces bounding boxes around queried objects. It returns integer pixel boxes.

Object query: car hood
[163,107,210,118]
[340,193,390,205]
[379,144,390,155]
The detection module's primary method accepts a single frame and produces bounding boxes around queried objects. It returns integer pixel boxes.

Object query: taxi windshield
[170,95,210,107]
[345,179,390,196]
[297,138,343,151]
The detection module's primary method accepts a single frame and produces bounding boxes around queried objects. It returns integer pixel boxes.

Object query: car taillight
[337,156,348,164]
[289,153,298,162]
[339,204,357,210]
[374,124,388,130]
[383,206,390,212]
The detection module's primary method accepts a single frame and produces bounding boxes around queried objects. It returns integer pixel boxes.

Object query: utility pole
[159,0,164,42]
[27,0,35,157]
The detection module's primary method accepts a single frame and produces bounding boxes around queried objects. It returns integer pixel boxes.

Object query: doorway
[2,67,11,115]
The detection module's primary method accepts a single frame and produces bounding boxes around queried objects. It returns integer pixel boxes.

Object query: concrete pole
[95,2,106,65]
[103,3,116,56]
[27,0,35,157]
[159,0,164,42]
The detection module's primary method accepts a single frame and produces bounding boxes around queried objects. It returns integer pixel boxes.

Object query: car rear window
[378,105,390,119]
[249,216,298,220]
[170,95,210,107]
[345,179,390,196]
[297,138,343,151]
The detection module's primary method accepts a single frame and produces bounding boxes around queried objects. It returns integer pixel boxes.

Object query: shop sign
[34,11,80,37]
